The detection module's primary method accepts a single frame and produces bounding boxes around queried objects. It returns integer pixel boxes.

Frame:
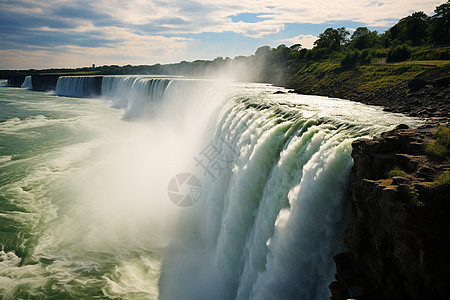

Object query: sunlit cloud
[283,34,318,49]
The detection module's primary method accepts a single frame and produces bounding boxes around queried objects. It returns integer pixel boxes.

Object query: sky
[0,0,444,69]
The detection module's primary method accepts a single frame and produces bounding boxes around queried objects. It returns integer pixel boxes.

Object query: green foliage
[389,11,429,46]
[341,50,359,66]
[425,142,448,160]
[431,171,450,190]
[364,54,374,64]
[289,44,302,51]
[314,27,350,53]
[425,126,450,160]
[408,185,421,205]
[312,48,328,60]
[388,167,408,178]
[387,44,412,62]
[359,49,373,64]
[374,48,388,58]
[292,48,308,60]
[255,46,272,56]
[412,48,450,60]
[272,44,291,63]
[350,27,380,50]
[428,2,450,45]
[435,126,450,148]
[340,49,373,66]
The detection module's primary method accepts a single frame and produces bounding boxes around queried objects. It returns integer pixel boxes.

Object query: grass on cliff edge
[356,65,426,93]
[380,166,409,186]
[285,60,432,95]
[425,126,450,161]
[390,60,450,67]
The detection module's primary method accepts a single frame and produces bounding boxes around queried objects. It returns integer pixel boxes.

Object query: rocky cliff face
[330,124,450,299]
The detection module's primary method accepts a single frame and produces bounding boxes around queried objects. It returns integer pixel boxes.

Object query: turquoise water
[0,81,421,299]
[0,87,162,299]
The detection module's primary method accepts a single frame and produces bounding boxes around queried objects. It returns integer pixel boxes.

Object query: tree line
[256,1,449,68]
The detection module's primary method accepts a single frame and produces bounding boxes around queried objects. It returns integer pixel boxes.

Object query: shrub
[388,166,408,178]
[387,44,412,62]
[435,126,450,148]
[414,48,450,60]
[425,142,449,160]
[425,126,450,160]
[360,53,373,65]
[312,48,328,60]
[360,49,370,59]
[341,50,360,67]
[432,171,450,189]
[374,49,387,58]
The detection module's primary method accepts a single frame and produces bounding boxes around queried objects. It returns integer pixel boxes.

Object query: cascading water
[20,76,32,89]
[157,90,421,300]
[0,76,421,299]
[56,76,102,97]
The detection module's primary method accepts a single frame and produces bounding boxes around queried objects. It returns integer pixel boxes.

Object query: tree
[341,50,359,67]
[429,2,450,45]
[350,27,379,50]
[289,44,302,51]
[255,46,272,56]
[314,27,350,53]
[389,11,429,46]
[272,44,291,63]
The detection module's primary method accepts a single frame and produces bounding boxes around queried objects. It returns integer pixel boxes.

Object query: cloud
[0,0,444,69]
[283,34,318,49]
[0,32,192,69]
[251,0,441,27]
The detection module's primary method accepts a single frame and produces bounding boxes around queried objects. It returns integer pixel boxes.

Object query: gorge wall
[330,124,450,299]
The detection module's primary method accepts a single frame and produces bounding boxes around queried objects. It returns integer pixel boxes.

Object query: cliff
[330,124,450,299]
[2,75,26,87]
[31,75,60,91]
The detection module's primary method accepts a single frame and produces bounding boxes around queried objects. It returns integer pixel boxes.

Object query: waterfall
[42,75,420,299]
[157,95,357,299]
[21,75,32,89]
[56,76,102,97]
[101,76,139,109]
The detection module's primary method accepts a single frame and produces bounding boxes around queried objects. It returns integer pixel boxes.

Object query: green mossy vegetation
[432,171,450,189]
[425,126,450,161]
[388,167,409,178]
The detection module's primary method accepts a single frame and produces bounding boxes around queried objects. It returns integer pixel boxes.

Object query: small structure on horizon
[92,64,95,69]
